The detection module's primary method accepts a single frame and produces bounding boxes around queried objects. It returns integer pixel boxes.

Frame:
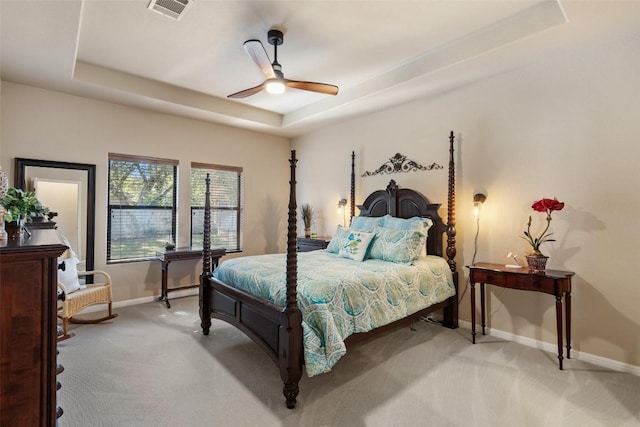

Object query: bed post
[200,173,212,335]
[280,150,303,409]
[444,131,459,328]
[350,151,356,221]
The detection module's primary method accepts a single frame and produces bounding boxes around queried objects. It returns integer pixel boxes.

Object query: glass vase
[0,210,7,241]
[0,168,7,241]
[7,216,28,240]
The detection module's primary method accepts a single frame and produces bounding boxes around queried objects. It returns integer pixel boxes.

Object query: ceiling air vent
[147,0,194,21]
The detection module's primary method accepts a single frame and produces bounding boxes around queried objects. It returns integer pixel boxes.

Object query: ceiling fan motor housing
[268,29,284,46]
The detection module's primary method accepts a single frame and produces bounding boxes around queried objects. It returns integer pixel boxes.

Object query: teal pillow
[382,215,432,256]
[338,230,375,262]
[326,226,349,254]
[350,216,385,232]
[369,227,426,264]
[382,215,432,233]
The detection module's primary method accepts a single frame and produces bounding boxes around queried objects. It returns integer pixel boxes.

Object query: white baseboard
[458,320,640,376]
[75,288,199,313]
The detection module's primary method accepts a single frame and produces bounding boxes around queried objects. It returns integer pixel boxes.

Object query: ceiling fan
[227,29,339,99]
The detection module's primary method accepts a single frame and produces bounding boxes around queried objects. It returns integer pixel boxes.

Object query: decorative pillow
[58,256,83,294]
[326,226,350,254]
[58,233,78,260]
[368,227,426,264]
[337,230,375,262]
[382,215,432,256]
[350,216,385,232]
[383,214,432,233]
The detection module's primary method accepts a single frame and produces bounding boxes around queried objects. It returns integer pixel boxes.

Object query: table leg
[471,281,476,344]
[480,283,486,335]
[565,291,572,359]
[555,294,564,370]
[160,261,171,308]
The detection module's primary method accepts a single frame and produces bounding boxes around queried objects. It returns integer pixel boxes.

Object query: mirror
[15,158,96,273]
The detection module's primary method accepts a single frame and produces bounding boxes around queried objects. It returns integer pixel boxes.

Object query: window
[190,162,243,252]
[107,154,178,262]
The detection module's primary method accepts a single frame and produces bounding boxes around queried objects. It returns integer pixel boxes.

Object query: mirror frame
[14,158,96,273]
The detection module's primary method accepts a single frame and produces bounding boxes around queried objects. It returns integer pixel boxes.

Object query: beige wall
[0,82,291,302]
[293,24,640,368]
[2,9,638,371]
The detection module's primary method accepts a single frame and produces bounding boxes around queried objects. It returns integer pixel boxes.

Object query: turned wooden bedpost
[446,132,457,272]
[280,150,303,409]
[200,173,212,335]
[444,131,459,328]
[350,151,356,221]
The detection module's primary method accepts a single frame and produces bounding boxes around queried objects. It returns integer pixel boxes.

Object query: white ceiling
[1,1,637,137]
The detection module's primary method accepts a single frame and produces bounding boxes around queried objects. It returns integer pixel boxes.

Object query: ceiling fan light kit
[228,29,338,99]
[265,80,286,95]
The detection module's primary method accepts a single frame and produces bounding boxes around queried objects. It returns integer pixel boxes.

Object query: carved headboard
[356,179,445,257]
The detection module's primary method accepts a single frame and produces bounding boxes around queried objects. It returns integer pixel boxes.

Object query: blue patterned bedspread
[212,250,455,376]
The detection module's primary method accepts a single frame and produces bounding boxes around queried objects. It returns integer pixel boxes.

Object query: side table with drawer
[467,262,575,370]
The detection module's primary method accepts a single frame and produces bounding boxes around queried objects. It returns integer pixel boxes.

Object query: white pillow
[57,233,79,260]
[58,257,83,294]
[338,229,375,262]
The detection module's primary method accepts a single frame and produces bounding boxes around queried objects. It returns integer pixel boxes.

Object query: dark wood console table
[155,247,225,308]
[467,263,575,370]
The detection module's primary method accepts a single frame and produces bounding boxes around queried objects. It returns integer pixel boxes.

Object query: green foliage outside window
[108,157,177,262]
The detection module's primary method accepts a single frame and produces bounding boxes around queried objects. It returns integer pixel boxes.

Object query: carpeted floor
[57,296,640,427]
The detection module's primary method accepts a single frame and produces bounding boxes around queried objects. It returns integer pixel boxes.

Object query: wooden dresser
[0,229,67,426]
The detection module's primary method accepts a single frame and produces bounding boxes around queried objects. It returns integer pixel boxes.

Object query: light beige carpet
[57,296,640,427]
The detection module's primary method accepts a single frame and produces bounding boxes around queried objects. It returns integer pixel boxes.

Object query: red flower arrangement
[523,198,565,255]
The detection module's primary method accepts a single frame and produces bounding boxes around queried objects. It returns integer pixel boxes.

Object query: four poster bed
[199,131,459,409]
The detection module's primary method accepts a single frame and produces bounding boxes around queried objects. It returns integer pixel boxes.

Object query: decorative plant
[522,197,565,256]
[0,187,49,223]
[300,204,315,229]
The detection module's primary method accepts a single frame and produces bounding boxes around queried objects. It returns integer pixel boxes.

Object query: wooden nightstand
[467,262,575,370]
[296,236,331,252]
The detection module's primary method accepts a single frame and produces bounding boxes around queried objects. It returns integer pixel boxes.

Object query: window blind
[108,154,177,262]
[191,163,243,252]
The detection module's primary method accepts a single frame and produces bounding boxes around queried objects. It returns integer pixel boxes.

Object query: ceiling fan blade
[227,82,266,99]
[285,79,339,96]
[243,40,276,79]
